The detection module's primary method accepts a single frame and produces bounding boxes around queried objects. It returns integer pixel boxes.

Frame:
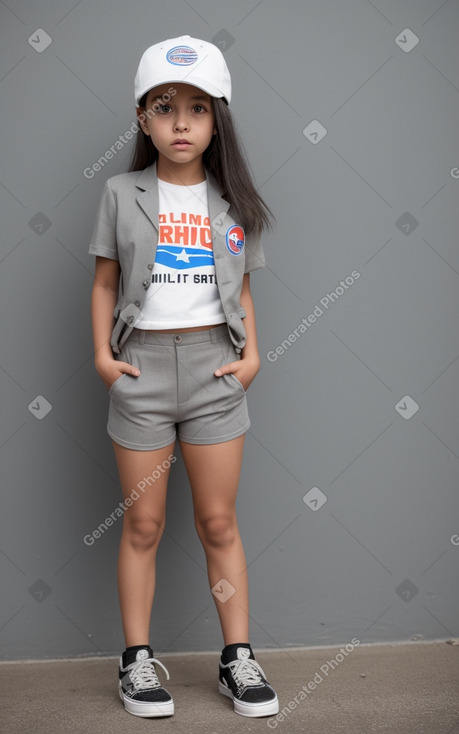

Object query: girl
[89,35,278,719]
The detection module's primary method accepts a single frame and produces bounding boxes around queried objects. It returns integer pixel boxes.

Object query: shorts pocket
[108,343,132,396]
[108,372,128,396]
[220,339,246,393]
[225,372,246,393]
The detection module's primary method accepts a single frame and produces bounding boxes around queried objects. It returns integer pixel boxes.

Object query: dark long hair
[129,95,274,235]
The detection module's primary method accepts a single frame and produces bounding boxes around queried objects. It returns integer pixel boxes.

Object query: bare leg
[113,440,176,647]
[179,435,249,646]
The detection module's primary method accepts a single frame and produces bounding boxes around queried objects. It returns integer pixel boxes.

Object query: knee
[122,515,163,551]
[196,514,236,550]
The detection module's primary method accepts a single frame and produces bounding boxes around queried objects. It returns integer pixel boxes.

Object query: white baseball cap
[134,35,232,106]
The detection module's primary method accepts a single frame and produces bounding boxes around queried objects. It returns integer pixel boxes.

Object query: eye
[157,104,172,114]
[193,104,206,113]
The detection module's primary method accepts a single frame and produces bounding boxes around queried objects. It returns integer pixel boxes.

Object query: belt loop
[212,323,226,342]
[139,329,145,345]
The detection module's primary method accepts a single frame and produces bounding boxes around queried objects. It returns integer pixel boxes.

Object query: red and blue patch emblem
[166,46,198,66]
[226,225,245,256]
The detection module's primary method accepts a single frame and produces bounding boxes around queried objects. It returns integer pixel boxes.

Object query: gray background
[0,0,458,661]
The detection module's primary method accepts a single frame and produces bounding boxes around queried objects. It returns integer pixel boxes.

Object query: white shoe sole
[218,680,279,717]
[119,683,174,717]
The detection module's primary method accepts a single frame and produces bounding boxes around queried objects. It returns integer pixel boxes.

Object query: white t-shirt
[136,178,226,329]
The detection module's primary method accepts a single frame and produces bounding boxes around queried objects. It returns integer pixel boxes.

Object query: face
[137,82,216,175]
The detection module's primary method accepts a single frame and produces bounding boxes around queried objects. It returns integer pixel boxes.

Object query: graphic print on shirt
[135,179,226,328]
[155,212,214,271]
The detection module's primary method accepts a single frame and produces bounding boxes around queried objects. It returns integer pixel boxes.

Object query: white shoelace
[128,657,170,691]
[226,658,266,688]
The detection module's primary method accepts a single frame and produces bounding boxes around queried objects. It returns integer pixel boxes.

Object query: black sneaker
[118,646,174,717]
[218,645,279,717]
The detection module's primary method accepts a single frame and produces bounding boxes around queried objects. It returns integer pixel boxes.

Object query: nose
[173,112,190,132]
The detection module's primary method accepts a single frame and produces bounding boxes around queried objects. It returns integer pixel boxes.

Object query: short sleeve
[244,232,266,273]
[88,179,119,260]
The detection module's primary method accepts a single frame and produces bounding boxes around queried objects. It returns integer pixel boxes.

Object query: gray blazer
[89,162,266,354]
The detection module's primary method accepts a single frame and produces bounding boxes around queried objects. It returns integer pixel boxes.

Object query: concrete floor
[1,641,458,734]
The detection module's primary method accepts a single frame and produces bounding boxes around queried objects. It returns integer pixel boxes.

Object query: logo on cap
[166,45,198,66]
[226,225,245,255]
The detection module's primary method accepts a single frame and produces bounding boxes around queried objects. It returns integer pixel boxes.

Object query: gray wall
[0,0,458,661]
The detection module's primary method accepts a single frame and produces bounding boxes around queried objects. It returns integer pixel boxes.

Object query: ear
[136,107,149,135]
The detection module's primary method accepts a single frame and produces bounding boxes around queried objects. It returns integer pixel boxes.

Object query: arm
[91,256,140,389]
[214,273,261,391]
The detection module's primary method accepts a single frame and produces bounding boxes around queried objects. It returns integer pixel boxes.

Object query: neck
[156,157,206,186]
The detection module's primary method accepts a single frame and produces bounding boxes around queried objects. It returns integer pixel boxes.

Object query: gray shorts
[107,323,250,451]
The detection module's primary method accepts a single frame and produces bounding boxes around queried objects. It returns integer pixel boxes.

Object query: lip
[171,139,192,148]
